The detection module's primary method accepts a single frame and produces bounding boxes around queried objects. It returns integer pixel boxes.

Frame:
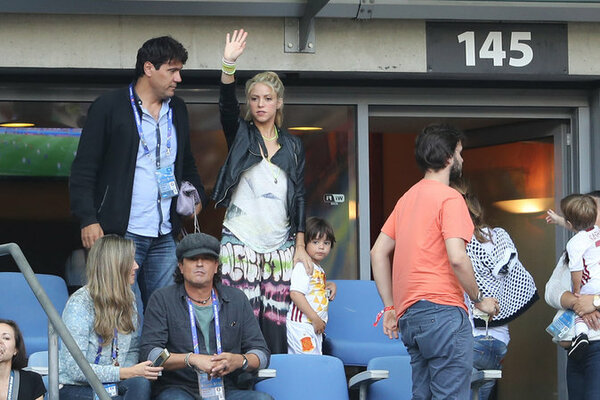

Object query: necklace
[261,127,278,142]
[264,150,282,184]
[188,293,211,304]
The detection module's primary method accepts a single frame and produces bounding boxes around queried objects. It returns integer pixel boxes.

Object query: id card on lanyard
[187,290,225,400]
[128,84,179,200]
[7,371,14,400]
[93,329,119,400]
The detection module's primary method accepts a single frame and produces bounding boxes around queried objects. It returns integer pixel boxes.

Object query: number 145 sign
[427,23,567,74]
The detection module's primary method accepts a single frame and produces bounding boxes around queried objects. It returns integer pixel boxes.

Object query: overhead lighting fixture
[0,122,35,128]
[493,197,554,214]
[288,127,323,131]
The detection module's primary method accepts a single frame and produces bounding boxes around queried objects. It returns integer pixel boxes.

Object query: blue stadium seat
[324,280,408,366]
[254,354,349,400]
[349,355,502,400]
[26,350,49,393]
[0,272,68,356]
[349,355,412,400]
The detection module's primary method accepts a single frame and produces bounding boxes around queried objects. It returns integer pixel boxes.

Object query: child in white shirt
[560,194,600,358]
[286,217,337,354]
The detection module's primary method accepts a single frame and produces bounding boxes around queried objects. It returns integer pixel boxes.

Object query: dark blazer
[69,86,206,237]
[140,283,270,396]
[211,82,306,234]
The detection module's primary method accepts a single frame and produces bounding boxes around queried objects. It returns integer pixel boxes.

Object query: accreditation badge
[156,166,179,199]
[93,383,118,399]
[197,372,225,400]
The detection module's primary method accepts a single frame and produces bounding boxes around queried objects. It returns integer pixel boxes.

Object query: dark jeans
[567,339,600,400]
[399,300,473,400]
[125,232,177,318]
[154,386,274,400]
[59,377,151,400]
[472,335,508,400]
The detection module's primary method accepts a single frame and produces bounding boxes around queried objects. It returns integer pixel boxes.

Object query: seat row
[0,273,498,400]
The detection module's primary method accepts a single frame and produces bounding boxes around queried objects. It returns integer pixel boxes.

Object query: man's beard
[450,161,462,180]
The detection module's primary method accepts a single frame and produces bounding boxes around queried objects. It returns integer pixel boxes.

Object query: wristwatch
[472,290,483,304]
[593,295,600,309]
[241,354,249,371]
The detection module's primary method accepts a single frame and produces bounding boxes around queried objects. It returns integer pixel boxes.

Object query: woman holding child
[546,191,600,400]
[212,29,313,354]
[59,235,162,400]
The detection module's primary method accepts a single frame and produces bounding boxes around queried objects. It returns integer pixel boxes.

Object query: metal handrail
[0,243,110,400]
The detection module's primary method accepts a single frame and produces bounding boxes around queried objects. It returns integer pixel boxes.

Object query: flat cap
[176,233,220,260]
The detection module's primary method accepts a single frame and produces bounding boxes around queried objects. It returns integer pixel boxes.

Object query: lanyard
[95,329,119,366]
[186,289,222,355]
[128,84,173,167]
[6,370,13,400]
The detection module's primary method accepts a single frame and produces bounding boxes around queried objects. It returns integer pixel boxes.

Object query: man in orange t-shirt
[371,124,499,399]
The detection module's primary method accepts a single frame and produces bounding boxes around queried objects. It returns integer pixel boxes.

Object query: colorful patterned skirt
[220,228,295,354]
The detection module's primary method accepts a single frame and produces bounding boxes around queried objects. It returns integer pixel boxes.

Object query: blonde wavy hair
[86,235,136,345]
[244,71,285,127]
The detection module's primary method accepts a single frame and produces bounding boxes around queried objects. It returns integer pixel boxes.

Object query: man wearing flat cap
[140,233,273,400]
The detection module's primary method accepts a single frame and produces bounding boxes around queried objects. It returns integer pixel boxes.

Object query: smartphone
[152,348,171,367]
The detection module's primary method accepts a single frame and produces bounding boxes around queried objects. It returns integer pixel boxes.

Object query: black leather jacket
[212,82,306,234]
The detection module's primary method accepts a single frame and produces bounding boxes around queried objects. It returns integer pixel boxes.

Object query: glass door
[369,115,570,400]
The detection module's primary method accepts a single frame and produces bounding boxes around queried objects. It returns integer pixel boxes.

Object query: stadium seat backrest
[324,280,408,366]
[27,350,49,391]
[0,272,68,356]
[254,354,349,400]
[367,355,413,400]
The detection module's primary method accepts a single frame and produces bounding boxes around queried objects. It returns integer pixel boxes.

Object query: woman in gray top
[59,235,162,400]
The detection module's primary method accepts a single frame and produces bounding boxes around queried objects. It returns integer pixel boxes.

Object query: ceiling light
[288,127,323,131]
[493,197,554,214]
[0,122,35,128]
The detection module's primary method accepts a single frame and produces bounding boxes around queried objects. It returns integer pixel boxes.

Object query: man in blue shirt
[70,36,206,312]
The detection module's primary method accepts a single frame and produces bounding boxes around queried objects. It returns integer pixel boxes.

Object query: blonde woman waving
[213,29,312,354]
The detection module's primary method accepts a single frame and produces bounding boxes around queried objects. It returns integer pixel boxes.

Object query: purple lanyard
[95,328,118,365]
[186,289,222,355]
[128,84,173,167]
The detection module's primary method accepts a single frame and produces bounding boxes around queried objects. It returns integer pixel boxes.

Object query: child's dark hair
[561,194,597,231]
[305,217,336,248]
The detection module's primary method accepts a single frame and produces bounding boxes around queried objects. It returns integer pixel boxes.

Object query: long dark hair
[451,179,492,244]
[0,319,27,370]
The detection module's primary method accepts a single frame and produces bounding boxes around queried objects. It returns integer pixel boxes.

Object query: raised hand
[224,29,248,63]
[546,209,566,227]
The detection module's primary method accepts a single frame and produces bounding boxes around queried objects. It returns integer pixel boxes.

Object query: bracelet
[184,352,193,369]
[222,57,236,75]
[373,306,395,326]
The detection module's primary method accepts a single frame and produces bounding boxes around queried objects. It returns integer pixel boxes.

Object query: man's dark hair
[0,319,27,370]
[305,217,336,248]
[173,256,222,285]
[587,190,600,200]
[135,36,188,78]
[415,124,465,173]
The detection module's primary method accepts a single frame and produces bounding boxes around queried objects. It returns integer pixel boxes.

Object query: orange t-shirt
[381,179,474,318]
